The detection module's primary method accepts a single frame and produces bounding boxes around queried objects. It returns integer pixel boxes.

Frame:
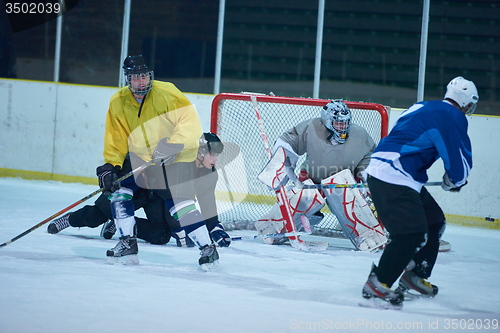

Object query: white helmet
[321,100,351,143]
[444,76,479,115]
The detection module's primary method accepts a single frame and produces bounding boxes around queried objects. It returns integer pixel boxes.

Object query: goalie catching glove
[152,138,184,166]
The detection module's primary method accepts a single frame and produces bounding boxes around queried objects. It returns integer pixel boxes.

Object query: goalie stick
[300,181,442,189]
[250,95,328,252]
[0,161,154,248]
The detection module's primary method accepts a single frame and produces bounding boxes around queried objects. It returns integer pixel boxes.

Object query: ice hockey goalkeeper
[256,100,386,251]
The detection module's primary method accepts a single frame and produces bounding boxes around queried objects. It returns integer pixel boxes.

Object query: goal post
[210,93,389,234]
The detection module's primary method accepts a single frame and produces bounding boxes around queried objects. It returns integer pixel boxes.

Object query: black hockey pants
[68,156,173,245]
[367,175,446,287]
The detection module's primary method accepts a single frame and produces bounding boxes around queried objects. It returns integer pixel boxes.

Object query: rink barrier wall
[1,78,499,229]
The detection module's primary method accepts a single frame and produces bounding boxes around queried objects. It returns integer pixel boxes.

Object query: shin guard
[109,188,136,237]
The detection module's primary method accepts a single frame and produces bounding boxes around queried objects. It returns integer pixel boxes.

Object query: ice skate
[106,235,139,265]
[198,244,219,271]
[361,264,404,309]
[397,269,438,299]
[100,220,117,239]
[438,239,451,252]
[47,213,71,234]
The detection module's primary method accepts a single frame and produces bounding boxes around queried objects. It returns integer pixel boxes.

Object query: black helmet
[199,132,224,155]
[123,55,154,96]
[123,55,150,74]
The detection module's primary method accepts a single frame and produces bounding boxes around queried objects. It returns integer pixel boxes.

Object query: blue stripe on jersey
[372,156,409,177]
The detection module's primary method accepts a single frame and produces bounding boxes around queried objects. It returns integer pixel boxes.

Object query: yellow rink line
[1,169,498,230]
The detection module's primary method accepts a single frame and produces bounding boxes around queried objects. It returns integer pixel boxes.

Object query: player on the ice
[255,100,387,251]
[361,76,478,308]
[49,55,218,268]
[47,132,231,249]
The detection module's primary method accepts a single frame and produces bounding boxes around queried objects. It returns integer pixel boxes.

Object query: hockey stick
[225,231,309,242]
[250,95,328,252]
[299,181,442,189]
[0,161,154,248]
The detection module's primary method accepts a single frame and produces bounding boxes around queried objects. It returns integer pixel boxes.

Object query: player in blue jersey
[361,77,479,308]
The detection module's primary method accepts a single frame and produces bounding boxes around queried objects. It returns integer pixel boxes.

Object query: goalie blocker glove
[96,163,121,192]
[152,138,184,166]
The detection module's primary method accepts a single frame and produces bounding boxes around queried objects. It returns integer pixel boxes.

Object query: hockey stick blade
[0,161,153,248]
[290,238,329,252]
[227,232,329,252]
[226,231,308,242]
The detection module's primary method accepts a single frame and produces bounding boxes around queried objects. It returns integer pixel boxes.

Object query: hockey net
[211,93,389,235]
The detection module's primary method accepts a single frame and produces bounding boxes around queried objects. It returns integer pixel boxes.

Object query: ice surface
[0,178,499,333]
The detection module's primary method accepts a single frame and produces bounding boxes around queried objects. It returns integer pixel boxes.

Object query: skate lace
[200,245,214,257]
[53,215,70,231]
[106,221,116,233]
[113,238,130,252]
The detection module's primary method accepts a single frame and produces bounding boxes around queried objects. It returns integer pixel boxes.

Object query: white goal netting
[211,93,389,235]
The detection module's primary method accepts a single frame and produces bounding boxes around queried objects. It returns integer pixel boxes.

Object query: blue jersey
[366,100,472,192]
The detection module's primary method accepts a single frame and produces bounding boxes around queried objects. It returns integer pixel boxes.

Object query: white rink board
[0,80,57,173]
[0,78,498,220]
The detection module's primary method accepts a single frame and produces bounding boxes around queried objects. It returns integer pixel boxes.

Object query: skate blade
[359,297,403,310]
[396,286,436,301]
[200,260,220,272]
[403,290,436,301]
[106,254,139,265]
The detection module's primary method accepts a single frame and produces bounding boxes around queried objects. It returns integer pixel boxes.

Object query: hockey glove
[210,223,231,247]
[172,228,196,248]
[441,172,467,192]
[152,138,184,166]
[96,163,121,193]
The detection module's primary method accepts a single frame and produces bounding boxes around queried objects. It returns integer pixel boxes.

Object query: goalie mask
[123,55,154,96]
[321,100,351,143]
[444,76,479,115]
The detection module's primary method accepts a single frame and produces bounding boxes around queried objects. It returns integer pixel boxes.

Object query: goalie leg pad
[288,179,325,230]
[255,180,326,244]
[255,204,286,245]
[322,169,387,251]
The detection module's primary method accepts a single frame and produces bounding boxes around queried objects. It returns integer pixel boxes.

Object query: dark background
[1,0,498,114]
